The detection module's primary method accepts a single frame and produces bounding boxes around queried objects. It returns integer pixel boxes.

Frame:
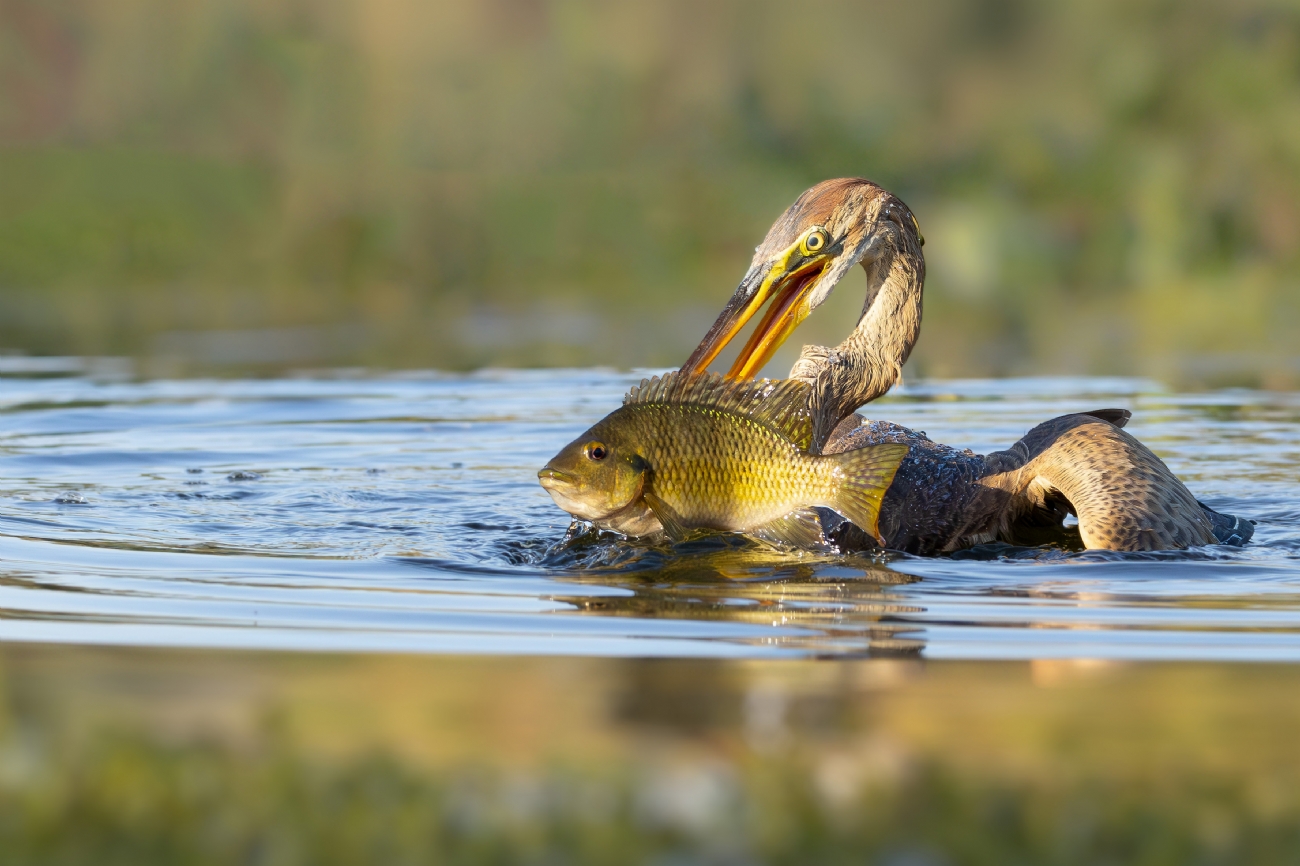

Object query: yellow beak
[682,241,829,380]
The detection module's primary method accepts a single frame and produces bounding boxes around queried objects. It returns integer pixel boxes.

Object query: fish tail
[826,444,909,544]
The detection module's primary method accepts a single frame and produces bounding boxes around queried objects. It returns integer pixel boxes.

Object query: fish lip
[537,469,598,519]
[537,468,584,512]
[537,467,573,489]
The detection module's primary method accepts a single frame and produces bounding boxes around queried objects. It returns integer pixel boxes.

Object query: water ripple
[0,366,1297,659]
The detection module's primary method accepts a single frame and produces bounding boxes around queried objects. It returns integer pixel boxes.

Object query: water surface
[2,358,1297,660]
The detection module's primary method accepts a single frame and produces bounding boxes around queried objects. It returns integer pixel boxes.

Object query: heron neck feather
[800,243,924,450]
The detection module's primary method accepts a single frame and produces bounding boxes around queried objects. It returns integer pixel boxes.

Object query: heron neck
[845,245,923,404]
[809,245,923,448]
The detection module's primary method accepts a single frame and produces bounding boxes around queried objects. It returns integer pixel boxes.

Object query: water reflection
[0,363,1298,660]
[543,529,926,656]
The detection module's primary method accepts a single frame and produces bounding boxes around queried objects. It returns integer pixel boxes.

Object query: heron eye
[801,229,828,256]
[585,442,608,461]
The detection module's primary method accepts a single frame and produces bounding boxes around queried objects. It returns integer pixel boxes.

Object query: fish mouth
[537,468,571,490]
[537,467,592,517]
[682,250,830,381]
[537,465,646,523]
[537,468,577,502]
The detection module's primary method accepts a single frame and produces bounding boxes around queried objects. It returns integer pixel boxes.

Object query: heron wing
[1001,414,1216,551]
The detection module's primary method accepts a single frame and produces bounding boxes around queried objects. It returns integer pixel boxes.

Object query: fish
[537,371,909,548]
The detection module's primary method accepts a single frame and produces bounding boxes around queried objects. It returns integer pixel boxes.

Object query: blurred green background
[2,0,1298,383]
[6,647,1300,863]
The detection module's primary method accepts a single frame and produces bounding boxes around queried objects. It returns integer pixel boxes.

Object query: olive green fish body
[539,372,908,544]
[599,403,849,531]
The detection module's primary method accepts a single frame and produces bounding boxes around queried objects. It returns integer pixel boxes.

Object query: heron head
[683,178,923,380]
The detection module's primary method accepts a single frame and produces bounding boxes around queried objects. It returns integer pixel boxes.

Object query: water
[2,358,1298,661]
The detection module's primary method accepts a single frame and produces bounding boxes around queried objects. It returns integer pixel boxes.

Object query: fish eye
[585,442,608,461]
[800,228,828,256]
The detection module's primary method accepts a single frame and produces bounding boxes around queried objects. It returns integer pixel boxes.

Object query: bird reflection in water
[542,525,926,657]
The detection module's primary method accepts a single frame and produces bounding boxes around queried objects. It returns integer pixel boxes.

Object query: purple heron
[682,178,1251,553]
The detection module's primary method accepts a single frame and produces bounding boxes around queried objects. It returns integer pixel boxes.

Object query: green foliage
[1,0,1298,380]
[3,730,1300,865]
[5,650,1300,864]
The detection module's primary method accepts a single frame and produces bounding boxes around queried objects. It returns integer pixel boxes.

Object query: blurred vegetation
[4,648,1300,863]
[1,0,1299,383]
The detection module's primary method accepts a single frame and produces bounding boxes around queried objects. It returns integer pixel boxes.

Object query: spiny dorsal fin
[624,371,813,449]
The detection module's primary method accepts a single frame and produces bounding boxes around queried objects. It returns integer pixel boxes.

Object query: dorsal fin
[624,371,813,449]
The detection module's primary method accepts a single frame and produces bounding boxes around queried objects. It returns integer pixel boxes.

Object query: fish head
[538,422,648,522]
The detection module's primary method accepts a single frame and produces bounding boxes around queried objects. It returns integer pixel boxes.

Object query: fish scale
[538,372,908,546]
[623,403,826,526]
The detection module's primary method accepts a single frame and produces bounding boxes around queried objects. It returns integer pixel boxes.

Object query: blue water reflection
[1,358,1297,660]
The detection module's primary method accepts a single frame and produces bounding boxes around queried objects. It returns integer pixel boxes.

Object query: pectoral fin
[642,491,691,543]
[751,508,831,550]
